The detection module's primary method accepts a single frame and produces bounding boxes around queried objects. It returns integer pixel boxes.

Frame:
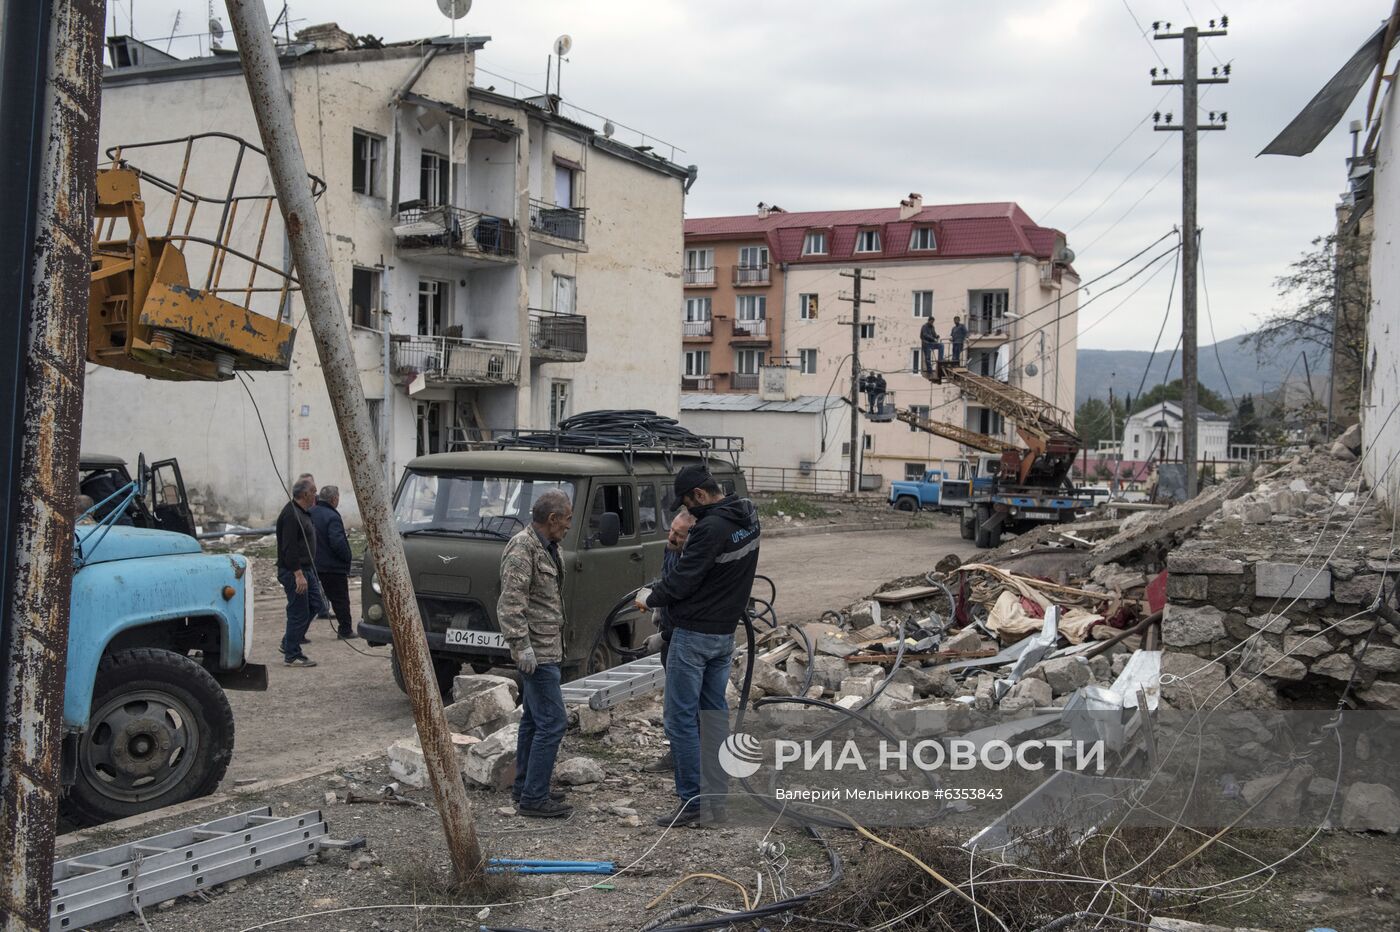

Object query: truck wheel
[62,648,233,827]
[390,649,459,699]
[973,506,993,548]
[959,510,976,540]
[894,496,918,512]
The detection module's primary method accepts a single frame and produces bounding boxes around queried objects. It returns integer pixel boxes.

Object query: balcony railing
[731,318,769,342]
[683,319,713,339]
[967,316,1010,337]
[682,375,715,392]
[731,371,760,391]
[393,205,516,258]
[528,198,586,243]
[528,309,587,362]
[683,266,717,286]
[732,264,771,286]
[390,333,520,386]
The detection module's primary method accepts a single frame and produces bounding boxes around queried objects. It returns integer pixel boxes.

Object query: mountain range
[1075,334,1330,409]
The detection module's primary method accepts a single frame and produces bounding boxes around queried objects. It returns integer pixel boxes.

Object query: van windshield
[394,472,576,538]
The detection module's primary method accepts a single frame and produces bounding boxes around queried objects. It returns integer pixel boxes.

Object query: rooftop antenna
[553,34,572,98]
[208,9,225,52]
[164,10,182,52]
[436,0,472,213]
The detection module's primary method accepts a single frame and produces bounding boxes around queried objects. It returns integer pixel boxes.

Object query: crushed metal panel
[1261,22,1394,157]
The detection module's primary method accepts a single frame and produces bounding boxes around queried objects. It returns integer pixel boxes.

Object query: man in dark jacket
[949,316,968,366]
[919,318,942,375]
[639,465,760,827]
[311,485,355,639]
[277,475,325,667]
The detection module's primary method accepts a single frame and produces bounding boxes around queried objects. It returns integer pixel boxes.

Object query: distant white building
[677,391,850,492]
[1115,401,1230,463]
[85,26,692,525]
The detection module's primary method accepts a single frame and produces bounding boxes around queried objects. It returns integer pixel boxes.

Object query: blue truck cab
[60,454,266,825]
[888,469,949,512]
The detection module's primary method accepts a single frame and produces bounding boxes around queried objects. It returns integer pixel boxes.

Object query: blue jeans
[514,663,566,805]
[277,566,326,660]
[663,627,734,806]
[921,342,943,373]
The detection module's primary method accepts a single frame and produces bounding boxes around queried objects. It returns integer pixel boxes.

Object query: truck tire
[390,649,459,699]
[63,648,234,827]
[894,496,918,513]
[959,510,976,540]
[973,505,994,549]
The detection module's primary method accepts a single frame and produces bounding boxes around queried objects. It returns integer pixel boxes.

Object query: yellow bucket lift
[88,133,324,381]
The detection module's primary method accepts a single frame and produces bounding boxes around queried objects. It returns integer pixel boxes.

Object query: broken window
[350,266,380,329]
[420,151,448,206]
[352,130,384,197]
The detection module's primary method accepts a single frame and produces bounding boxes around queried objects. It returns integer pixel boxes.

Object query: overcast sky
[124,1,1387,351]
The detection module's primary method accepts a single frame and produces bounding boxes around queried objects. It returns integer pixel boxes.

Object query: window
[639,484,660,534]
[685,350,710,376]
[420,151,448,206]
[855,229,881,253]
[393,472,574,531]
[909,227,936,250]
[685,248,713,269]
[685,297,712,321]
[863,434,874,450]
[553,274,577,314]
[912,291,934,318]
[909,349,921,372]
[904,462,926,481]
[417,280,446,336]
[858,321,875,339]
[841,441,851,456]
[549,380,572,429]
[908,405,930,431]
[799,293,819,320]
[352,130,383,197]
[802,231,828,255]
[738,245,768,269]
[588,483,635,538]
[970,290,1010,331]
[1133,433,1140,443]
[736,349,762,374]
[350,266,381,329]
[554,163,575,207]
[799,349,817,374]
[736,294,766,321]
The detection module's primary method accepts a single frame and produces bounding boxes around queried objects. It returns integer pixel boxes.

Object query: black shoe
[284,655,317,667]
[337,629,355,639]
[512,788,567,803]
[641,751,674,773]
[517,798,572,819]
[655,800,707,828]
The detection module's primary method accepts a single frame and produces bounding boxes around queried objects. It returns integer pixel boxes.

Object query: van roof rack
[484,430,744,473]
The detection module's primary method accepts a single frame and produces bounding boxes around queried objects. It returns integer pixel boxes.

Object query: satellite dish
[209,17,225,40]
[1056,245,1076,264]
[554,34,572,56]
[602,120,615,138]
[1024,362,1039,377]
[437,0,471,20]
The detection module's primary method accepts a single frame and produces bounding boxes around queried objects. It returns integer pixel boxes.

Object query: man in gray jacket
[497,489,574,818]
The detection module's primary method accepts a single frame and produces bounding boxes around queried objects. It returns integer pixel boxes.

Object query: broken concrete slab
[387,737,432,789]
[943,627,983,654]
[1163,604,1228,648]
[576,704,611,736]
[554,756,606,786]
[1166,574,1208,601]
[1241,765,1313,822]
[452,673,519,705]
[1165,552,1246,575]
[751,656,798,696]
[1088,476,1250,571]
[443,682,519,733]
[462,723,519,789]
[1030,656,1092,696]
[1255,561,1331,599]
[1341,782,1400,833]
[837,675,877,700]
[1006,676,1052,706]
[1331,440,1358,461]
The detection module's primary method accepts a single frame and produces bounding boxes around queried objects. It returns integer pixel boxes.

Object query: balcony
[683,319,713,341]
[528,197,587,252]
[683,266,717,287]
[966,316,1011,344]
[681,375,715,392]
[390,333,520,387]
[730,371,760,391]
[732,264,771,287]
[528,309,587,363]
[730,318,770,344]
[393,205,517,269]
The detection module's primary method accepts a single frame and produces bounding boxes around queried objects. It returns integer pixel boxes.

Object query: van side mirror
[590,512,621,548]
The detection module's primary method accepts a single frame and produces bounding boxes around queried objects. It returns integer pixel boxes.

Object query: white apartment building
[1108,401,1231,463]
[85,27,691,524]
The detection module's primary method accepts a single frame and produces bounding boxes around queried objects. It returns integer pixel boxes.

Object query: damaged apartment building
[83,25,695,524]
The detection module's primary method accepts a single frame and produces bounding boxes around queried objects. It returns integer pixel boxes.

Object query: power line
[1197,231,1237,409]
[1040,94,1172,223]
[1120,0,1169,67]
[1131,239,1182,406]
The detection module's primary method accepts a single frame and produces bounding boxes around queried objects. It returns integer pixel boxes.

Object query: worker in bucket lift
[864,370,887,415]
[636,465,761,828]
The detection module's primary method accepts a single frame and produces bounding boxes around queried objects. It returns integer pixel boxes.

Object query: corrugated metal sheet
[680,393,843,414]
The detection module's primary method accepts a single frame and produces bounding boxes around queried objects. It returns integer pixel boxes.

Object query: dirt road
[225,518,973,785]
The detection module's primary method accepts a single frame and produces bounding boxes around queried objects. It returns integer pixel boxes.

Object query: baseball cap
[673,464,713,499]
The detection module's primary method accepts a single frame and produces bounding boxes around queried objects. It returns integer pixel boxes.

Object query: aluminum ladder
[560,653,666,710]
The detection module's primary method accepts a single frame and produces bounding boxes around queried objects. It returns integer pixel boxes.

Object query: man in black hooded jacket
[640,464,760,827]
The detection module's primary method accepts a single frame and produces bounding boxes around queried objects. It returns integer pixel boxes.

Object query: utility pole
[1152,16,1227,498]
[0,3,104,929]
[839,269,875,493]
[225,1,483,882]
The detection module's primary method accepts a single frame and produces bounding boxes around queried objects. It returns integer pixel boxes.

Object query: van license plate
[444,629,509,650]
[1024,510,1059,520]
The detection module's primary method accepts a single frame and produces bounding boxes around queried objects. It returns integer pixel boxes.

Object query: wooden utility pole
[1152,17,1227,498]
[840,269,875,493]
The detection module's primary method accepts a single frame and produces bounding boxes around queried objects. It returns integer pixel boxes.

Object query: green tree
[1128,379,1230,417]
[1232,393,1258,446]
[1074,396,1125,451]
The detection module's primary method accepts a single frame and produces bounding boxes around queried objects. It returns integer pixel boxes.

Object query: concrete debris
[942,627,983,653]
[1162,604,1227,647]
[1029,656,1092,696]
[462,723,519,789]
[1341,782,1400,833]
[554,756,606,785]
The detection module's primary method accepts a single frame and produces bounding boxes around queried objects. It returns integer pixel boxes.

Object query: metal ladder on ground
[50,806,360,930]
[560,653,666,710]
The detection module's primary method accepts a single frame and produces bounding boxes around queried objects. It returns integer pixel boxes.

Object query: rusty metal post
[222,1,483,879]
[0,1,105,929]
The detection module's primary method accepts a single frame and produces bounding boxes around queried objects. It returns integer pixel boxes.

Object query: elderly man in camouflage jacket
[497,489,574,818]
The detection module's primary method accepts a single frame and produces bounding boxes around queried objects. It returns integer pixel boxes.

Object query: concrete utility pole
[840,269,875,493]
[1153,18,1227,497]
[0,2,104,928]
[224,1,483,881]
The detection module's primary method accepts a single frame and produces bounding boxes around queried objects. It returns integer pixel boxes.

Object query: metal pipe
[1083,610,1163,660]
[224,0,484,880]
[0,1,104,928]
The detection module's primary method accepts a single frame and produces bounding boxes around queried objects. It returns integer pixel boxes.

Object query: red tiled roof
[684,202,1066,263]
